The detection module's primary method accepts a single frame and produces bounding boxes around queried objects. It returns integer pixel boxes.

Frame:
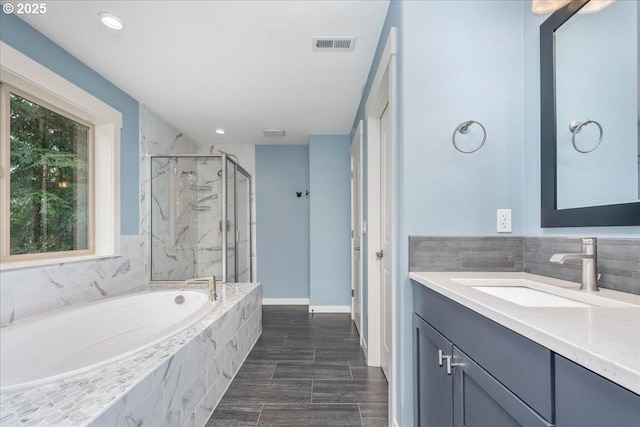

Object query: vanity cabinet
[413,281,640,427]
[413,283,554,427]
[413,314,552,427]
[555,354,640,427]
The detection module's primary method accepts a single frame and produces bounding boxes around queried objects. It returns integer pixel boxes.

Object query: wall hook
[296,192,302,198]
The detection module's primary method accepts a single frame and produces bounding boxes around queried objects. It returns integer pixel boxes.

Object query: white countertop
[409,271,640,395]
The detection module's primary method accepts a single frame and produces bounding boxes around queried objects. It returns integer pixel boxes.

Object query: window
[1,41,122,269]
[2,86,94,259]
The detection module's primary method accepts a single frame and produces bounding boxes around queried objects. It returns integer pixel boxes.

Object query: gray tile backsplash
[409,236,523,272]
[523,237,640,295]
[409,236,639,295]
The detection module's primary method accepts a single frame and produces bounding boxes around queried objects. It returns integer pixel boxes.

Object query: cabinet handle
[442,355,462,375]
[438,349,444,366]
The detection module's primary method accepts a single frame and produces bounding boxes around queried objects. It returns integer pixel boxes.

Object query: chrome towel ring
[452,120,486,154]
[569,120,603,153]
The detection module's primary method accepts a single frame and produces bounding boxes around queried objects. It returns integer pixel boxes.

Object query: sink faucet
[550,238,599,292]
[184,276,217,301]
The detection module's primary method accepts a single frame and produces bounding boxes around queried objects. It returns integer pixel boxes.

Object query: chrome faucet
[550,238,599,292]
[184,276,217,301]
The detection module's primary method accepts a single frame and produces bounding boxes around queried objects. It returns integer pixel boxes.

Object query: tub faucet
[184,276,217,301]
[550,238,599,292]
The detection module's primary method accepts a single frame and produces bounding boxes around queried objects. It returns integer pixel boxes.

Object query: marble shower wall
[142,106,257,283]
[150,157,223,281]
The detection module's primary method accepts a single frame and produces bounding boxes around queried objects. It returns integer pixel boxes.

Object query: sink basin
[452,278,636,308]
[471,286,593,307]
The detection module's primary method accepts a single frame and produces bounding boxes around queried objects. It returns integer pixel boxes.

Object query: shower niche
[150,155,252,283]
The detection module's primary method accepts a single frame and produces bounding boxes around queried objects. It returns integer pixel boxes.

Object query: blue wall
[309,135,352,307]
[0,13,140,235]
[255,145,310,299]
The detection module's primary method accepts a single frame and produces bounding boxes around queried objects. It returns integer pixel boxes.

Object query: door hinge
[351,289,355,297]
[376,250,384,259]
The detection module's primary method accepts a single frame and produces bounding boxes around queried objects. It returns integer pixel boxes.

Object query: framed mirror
[540,0,640,227]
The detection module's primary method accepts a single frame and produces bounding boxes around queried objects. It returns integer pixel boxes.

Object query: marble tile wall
[150,157,223,281]
[409,236,640,295]
[0,235,147,327]
[143,106,257,283]
[1,105,257,326]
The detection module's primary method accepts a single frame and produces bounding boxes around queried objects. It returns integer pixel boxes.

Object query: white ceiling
[17,0,390,145]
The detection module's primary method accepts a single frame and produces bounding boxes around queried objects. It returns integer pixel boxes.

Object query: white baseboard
[308,305,351,313]
[262,298,309,305]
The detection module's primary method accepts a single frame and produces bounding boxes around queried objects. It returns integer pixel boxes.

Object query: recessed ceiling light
[99,12,124,30]
[215,128,226,135]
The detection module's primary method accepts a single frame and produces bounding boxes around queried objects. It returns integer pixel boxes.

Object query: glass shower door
[236,168,251,282]
[150,156,223,281]
[225,159,236,282]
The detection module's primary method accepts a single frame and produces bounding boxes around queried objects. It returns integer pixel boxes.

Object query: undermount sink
[471,286,592,307]
[452,278,636,308]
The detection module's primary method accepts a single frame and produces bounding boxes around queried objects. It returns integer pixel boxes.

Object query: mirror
[540,0,640,227]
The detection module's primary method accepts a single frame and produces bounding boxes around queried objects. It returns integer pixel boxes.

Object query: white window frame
[0,42,121,269]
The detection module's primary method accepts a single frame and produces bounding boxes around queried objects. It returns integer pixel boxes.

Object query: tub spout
[184,276,217,301]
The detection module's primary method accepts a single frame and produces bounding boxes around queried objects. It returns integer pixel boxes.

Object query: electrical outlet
[497,209,512,233]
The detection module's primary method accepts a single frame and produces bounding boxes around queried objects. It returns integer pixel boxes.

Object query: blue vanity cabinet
[413,282,555,427]
[413,313,552,427]
[413,313,454,427]
[555,355,640,427]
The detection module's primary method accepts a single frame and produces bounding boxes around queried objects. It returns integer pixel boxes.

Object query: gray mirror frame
[540,0,640,227]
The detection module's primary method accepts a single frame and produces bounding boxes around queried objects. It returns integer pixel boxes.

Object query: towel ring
[452,120,486,154]
[569,120,603,153]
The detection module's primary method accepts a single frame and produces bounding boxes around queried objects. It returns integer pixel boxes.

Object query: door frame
[365,26,397,425]
[351,120,364,336]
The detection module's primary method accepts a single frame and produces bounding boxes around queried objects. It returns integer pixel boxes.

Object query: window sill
[0,253,122,272]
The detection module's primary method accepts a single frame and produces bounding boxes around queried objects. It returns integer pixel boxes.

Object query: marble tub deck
[0,282,262,426]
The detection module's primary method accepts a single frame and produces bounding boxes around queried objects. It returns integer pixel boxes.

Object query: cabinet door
[555,355,640,427]
[413,314,453,427]
[453,348,553,427]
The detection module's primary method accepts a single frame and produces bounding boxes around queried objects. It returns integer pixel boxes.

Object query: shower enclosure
[150,155,251,282]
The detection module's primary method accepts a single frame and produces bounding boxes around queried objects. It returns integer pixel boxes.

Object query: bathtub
[0,290,214,393]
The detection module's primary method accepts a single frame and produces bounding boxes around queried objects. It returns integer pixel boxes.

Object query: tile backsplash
[409,236,639,295]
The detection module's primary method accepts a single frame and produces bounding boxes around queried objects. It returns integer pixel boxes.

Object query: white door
[351,125,362,334]
[379,103,392,380]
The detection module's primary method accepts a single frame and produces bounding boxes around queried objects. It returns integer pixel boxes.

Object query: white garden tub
[0,290,214,392]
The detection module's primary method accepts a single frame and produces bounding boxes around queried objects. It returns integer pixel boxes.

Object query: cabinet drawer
[414,283,554,422]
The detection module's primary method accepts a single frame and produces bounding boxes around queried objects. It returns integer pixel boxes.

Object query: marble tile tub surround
[0,235,147,327]
[409,236,639,294]
[0,283,262,427]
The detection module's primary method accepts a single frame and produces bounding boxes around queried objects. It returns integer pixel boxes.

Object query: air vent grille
[313,37,356,51]
[262,129,286,137]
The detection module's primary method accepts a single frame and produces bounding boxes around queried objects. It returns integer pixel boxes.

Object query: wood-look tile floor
[206,305,388,426]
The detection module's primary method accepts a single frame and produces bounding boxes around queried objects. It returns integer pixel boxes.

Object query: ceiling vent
[313,37,356,51]
[262,129,286,137]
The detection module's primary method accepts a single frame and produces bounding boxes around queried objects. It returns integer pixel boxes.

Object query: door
[351,125,363,334]
[380,102,392,380]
